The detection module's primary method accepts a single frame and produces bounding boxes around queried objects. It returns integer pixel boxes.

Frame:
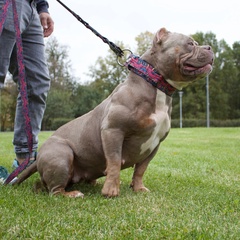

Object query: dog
[14,28,214,198]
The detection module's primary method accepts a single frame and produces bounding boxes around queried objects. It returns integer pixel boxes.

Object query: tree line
[0,31,239,131]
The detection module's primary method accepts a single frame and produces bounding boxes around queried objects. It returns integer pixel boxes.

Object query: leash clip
[109,41,124,58]
[117,49,133,67]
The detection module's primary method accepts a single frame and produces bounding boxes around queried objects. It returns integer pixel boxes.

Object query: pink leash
[0,0,33,184]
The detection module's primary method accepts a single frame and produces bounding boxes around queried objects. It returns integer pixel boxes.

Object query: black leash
[56,0,124,58]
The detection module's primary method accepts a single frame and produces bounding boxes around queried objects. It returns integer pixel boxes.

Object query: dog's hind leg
[41,161,84,198]
[34,179,83,198]
[38,141,84,198]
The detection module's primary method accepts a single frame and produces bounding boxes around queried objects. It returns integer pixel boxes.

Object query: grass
[0,128,239,239]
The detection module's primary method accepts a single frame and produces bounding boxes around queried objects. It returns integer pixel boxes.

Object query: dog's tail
[12,161,37,185]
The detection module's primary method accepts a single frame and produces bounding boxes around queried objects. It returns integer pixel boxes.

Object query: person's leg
[9,1,50,164]
[0,7,16,86]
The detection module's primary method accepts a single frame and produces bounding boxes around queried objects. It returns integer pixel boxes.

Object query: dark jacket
[34,0,49,14]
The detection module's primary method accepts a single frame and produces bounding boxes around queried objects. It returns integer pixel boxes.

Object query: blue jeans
[0,0,50,158]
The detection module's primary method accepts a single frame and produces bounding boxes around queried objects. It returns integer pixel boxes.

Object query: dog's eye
[188,42,194,46]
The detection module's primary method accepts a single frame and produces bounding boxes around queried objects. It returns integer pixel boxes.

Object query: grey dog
[15,28,214,198]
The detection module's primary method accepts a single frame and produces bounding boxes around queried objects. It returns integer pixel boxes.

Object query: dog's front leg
[130,145,159,192]
[130,159,151,192]
[101,128,124,197]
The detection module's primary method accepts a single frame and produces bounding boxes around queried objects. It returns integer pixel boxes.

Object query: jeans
[0,0,50,158]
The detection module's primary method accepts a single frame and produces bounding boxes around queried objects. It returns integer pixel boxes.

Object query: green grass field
[0,128,239,239]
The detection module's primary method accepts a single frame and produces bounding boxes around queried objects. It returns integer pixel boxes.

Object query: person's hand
[39,12,54,37]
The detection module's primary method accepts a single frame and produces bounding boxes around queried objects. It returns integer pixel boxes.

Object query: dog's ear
[155,28,170,44]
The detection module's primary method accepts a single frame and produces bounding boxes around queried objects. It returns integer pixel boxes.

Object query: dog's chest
[140,91,171,155]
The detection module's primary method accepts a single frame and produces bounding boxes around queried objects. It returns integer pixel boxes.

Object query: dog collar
[125,54,176,96]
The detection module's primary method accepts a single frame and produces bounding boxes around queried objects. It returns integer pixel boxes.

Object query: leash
[0,0,11,33]
[0,0,33,184]
[56,0,124,58]
[55,0,176,97]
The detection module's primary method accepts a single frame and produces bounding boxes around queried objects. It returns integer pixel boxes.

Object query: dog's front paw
[101,179,120,197]
[130,182,150,192]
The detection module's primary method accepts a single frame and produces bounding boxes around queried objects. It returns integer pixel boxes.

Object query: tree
[0,79,17,131]
[45,37,76,91]
[230,41,240,118]
[72,84,105,117]
[42,37,76,130]
[135,31,154,56]
[87,41,129,98]
[211,39,237,119]
[42,89,74,129]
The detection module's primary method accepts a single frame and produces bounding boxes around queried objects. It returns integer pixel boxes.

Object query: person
[0,0,54,169]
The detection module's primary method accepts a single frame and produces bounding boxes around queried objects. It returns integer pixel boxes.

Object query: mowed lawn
[0,128,239,239]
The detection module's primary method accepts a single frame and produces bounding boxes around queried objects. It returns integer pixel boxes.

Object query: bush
[210,119,240,127]
[171,119,240,128]
[50,118,74,130]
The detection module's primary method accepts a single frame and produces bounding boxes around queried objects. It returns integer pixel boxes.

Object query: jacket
[34,0,49,14]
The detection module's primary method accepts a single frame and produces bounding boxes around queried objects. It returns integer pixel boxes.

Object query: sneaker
[0,166,9,184]
[12,152,37,170]
[12,159,19,170]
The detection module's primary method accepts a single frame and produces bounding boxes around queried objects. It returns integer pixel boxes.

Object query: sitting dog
[15,28,214,198]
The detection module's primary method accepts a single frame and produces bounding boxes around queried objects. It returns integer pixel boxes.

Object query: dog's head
[151,28,214,89]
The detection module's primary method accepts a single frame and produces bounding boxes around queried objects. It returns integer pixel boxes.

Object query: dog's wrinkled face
[152,28,214,87]
[178,39,213,77]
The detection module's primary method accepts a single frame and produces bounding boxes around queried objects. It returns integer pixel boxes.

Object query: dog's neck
[165,79,191,90]
[125,54,176,97]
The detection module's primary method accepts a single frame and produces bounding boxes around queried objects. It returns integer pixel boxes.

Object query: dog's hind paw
[64,190,84,198]
[52,189,84,198]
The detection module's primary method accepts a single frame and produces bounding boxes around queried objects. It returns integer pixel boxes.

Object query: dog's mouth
[182,60,213,76]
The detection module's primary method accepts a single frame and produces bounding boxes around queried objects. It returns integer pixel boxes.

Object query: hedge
[171,119,240,128]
